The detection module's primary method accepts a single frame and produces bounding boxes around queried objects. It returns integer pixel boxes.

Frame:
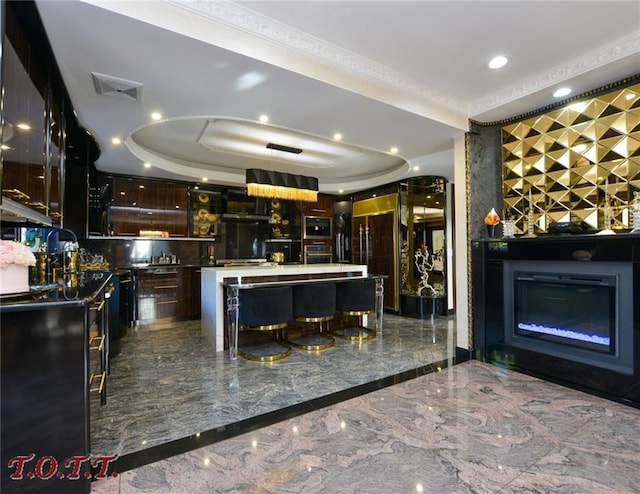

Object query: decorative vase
[0,264,30,295]
[486,224,496,238]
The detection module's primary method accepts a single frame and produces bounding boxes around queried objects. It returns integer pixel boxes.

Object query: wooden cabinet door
[136,269,182,321]
[110,177,141,235]
[352,213,397,310]
[368,212,396,310]
[1,32,48,214]
[110,178,188,236]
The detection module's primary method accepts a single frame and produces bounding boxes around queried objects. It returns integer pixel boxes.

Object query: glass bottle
[631,191,640,234]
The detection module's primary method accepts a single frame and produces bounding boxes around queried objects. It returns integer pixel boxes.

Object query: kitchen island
[201,263,369,352]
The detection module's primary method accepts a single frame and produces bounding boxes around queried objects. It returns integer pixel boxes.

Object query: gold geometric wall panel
[502,82,640,234]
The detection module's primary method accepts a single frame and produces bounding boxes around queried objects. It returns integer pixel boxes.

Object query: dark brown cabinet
[352,193,399,311]
[188,188,222,238]
[136,268,186,321]
[1,2,65,226]
[301,193,334,217]
[110,177,188,237]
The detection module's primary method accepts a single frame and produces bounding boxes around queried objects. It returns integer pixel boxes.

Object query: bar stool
[285,283,336,351]
[329,278,377,341]
[238,286,292,362]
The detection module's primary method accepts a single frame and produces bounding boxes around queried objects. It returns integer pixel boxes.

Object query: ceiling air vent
[91,72,143,102]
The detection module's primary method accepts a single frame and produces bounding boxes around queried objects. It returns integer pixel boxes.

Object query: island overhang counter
[201,263,370,352]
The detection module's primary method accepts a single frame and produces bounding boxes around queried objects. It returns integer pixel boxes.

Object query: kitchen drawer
[136,268,185,322]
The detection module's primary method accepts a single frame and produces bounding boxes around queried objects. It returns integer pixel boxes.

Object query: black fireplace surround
[472,234,640,408]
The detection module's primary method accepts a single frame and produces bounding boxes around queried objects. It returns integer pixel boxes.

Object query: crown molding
[468,31,640,117]
[168,0,468,116]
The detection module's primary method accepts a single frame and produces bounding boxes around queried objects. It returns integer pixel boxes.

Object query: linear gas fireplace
[503,260,634,375]
[473,235,640,408]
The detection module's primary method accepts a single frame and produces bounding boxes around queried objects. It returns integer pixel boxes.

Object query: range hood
[0,196,52,226]
[220,212,271,222]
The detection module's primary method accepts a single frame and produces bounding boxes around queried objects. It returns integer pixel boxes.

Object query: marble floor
[93,359,640,493]
[91,313,460,464]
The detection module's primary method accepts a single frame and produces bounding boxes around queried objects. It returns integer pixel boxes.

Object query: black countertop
[0,271,113,312]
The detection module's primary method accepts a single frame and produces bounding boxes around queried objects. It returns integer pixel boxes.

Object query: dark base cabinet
[1,306,90,494]
[1,274,113,493]
[400,293,447,319]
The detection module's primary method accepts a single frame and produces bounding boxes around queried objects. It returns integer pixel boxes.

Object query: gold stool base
[238,341,292,362]
[329,326,376,341]
[285,333,335,351]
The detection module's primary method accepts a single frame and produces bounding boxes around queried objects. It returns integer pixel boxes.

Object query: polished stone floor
[93,359,640,493]
[91,313,459,462]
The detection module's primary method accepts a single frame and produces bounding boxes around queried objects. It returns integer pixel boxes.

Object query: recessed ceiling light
[488,55,508,69]
[1,144,10,150]
[143,162,151,168]
[259,115,269,123]
[111,137,121,145]
[413,165,419,171]
[553,87,571,98]
[202,177,208,182]
[390,147,398,154]
[151,112,162,121]
[16,122,31,130]
[333,133,342,141]
[338,189,344,194]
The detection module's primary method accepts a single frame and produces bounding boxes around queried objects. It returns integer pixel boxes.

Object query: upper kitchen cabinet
[301,193,334,217]
[109,177,188,237]
[1,2,65,227]
[188,187,222,238]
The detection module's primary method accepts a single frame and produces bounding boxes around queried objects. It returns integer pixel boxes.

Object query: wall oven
[303,216,332,239]
[304,243,333,264]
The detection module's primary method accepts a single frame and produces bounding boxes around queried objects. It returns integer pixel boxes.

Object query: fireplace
[503,260,634,375]
[472,235,640,408]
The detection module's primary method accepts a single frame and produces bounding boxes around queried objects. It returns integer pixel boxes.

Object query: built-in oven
[304,242,333,264]
[303,216,332,239]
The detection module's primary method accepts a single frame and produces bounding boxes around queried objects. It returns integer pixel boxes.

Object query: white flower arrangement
[0,240,36,268]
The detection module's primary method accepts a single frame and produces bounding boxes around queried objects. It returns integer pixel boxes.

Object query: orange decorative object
[484,208,500,226]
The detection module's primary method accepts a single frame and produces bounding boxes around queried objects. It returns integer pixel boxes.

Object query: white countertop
[200,263,368,352]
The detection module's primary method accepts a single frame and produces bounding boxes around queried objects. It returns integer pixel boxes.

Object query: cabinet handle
[91,300,105,312]
[105,284,115,298]
[155,284,179,289]
[311,208,327,213]
[157,300,178,305]
[89,335,105,352]
[89,372,106,394]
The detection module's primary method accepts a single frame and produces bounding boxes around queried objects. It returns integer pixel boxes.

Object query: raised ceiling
[35,0,640,193]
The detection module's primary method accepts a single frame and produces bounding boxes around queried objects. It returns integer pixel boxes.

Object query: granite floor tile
[89,360,640,494]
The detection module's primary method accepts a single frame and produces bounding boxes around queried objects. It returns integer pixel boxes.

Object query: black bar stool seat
[285,283,336,351]
[238,286,292,362]
[329,278,377,341]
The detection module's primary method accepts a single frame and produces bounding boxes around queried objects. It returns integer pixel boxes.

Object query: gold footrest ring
[285,333,335,351]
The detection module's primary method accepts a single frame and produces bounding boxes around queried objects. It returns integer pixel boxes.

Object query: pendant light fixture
[246,168,318,202]
[246,142,318,201]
